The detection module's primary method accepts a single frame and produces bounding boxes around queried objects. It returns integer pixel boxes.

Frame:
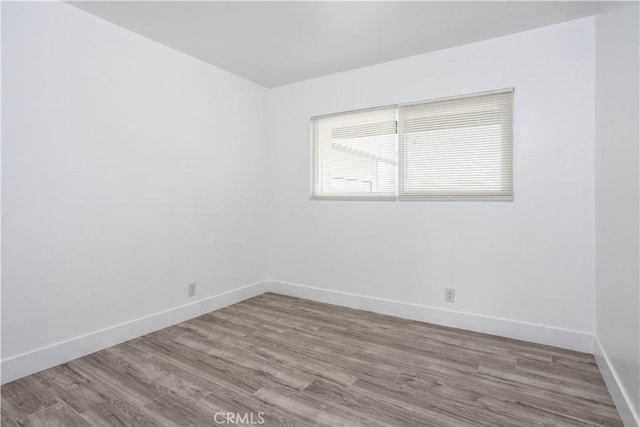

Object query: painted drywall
[595,1,640,424]
[267,18,596,338]
[2,1,268,368]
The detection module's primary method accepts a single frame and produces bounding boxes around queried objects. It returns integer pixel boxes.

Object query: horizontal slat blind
[313,107,397,198]
[398,90,513,199]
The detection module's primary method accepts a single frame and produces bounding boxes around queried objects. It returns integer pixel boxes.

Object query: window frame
[311,88,514,202]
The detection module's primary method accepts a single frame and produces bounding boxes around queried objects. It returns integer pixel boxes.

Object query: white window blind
[312,89,513,201]
[398,91,513,200]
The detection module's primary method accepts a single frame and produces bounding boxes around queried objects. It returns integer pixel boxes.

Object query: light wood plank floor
[2,293,622,426]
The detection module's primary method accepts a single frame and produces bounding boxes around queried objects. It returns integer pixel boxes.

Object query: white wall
[267,18,596,341]
[2,1,268,370]
[595,1,640,424]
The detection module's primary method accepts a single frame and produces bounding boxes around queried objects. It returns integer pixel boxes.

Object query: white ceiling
[69,1,598,88]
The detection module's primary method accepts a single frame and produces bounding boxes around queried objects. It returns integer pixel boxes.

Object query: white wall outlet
[188,283,197,297]
[445,288,455,303]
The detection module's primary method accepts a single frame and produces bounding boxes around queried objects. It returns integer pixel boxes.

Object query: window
[313,107,398,199]
[312,89,513,200]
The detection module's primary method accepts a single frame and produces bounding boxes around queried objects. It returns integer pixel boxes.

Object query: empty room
[2,1,639,426]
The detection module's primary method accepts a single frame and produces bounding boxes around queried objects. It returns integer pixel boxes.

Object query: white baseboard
[594,337,640,427]
[265,280,594,354]
[1,281,268,385]
[2,279,598,388]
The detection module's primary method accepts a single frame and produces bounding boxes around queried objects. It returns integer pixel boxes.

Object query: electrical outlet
[445,288,455,303]
[188,283,197,297]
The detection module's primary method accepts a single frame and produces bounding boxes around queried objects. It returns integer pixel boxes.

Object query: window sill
[311,194,514,201]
